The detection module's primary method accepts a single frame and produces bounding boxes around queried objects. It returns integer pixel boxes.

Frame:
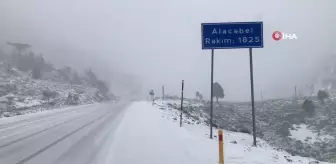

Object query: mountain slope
[0,64,111,118]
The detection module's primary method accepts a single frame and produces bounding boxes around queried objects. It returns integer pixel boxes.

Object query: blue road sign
[202,22,263,49]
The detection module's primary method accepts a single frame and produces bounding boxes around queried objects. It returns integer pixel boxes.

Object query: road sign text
[202,22,263,49]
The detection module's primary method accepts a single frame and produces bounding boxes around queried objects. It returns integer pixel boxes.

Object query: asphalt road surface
[0,101,129,164]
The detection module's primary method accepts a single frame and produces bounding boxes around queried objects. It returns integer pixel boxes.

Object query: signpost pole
[210,49,214,139]
[202,22,263,143]
[162,85,165,100]
[249,48,257,147]
[180,80,184,127]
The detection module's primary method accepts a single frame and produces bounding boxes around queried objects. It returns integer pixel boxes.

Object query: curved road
[0,101,129,164]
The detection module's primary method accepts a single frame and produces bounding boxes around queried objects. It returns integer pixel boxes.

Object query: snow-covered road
[0,101,332,164]
[0,101,129,164]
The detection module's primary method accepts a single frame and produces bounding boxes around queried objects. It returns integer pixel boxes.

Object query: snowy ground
[0,66,111,118]
[109,101,332,164]
[0,100,126,164]
[160,98,336,162]
[0,103,98,125]
[289,124,335,144]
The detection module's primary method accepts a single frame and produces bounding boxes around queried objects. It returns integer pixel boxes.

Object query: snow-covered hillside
[0,66,111,118]
[109,101,332,164]
[154,98,336,163]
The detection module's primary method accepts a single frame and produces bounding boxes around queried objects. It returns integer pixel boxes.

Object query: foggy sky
[0,0,335,101]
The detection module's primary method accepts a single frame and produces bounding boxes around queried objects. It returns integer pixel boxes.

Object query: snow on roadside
[109,101,217,164]
[14,99,42,108]
[0,103,97,125]
[290,124,335,144]
[109,101,332,164]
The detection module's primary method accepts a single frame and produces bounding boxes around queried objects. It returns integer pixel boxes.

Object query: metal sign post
[180,80,184,127]
[249,48,257,146]
[162,86,165,100]
[201,22,263,146]
[210,49,214,139]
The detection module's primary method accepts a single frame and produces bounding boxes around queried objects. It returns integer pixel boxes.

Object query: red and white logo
[272,31,297,41]
[272,31,282,41]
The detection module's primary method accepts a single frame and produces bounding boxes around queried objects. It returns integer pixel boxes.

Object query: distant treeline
[0,42,110,97]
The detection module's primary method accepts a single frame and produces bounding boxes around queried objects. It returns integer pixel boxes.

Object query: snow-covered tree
[213,82,224,103]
